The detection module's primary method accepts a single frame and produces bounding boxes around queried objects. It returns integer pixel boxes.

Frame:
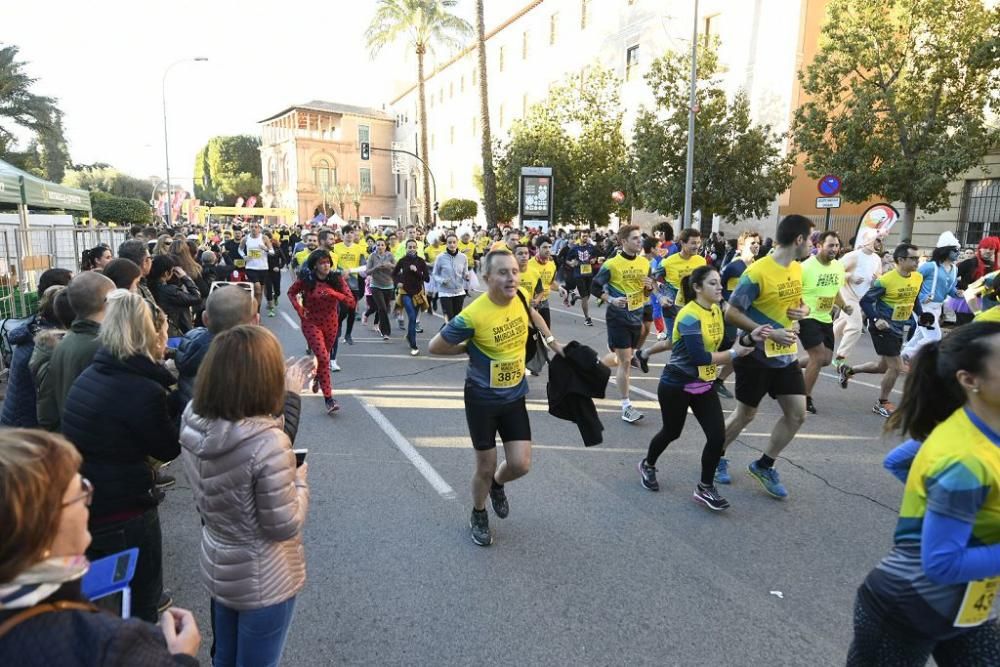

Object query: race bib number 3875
[490,359,524,389]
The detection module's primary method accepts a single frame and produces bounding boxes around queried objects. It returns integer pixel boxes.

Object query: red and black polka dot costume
[287,273,356,398]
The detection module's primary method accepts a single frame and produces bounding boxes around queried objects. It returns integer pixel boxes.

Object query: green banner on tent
[0,158,91,212]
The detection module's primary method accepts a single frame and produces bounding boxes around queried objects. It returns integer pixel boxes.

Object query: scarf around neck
[0,555,89,610]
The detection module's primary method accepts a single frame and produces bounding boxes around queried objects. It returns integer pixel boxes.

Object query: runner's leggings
[646,382,724,486]
[265,269,281,305]
[847,588,1000,666]
[302,320,337,398]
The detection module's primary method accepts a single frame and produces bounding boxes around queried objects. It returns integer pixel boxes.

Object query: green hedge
[90,191,152,226]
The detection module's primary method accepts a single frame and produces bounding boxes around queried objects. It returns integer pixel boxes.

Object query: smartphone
[293,449,308,467]
[82,548,138,618]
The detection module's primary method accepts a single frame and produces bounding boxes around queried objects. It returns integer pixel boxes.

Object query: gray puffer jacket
[179,405,309,610]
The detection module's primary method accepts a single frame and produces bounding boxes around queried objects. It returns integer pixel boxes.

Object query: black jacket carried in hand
[61,349,180,521]
[547,341,611,447]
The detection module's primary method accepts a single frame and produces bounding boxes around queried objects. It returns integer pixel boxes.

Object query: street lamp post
[162,57,207,227]
[682,0,699,230]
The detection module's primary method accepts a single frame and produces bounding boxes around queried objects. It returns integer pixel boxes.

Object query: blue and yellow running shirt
[439,293,529,403]
[661,301,725,386]
[594,253,651,327]
[720,259,749,301]
[860,269,924,336]
[333,242,366,289]
[865,407,1000,640]
[801,256,845,324]
[728,255,803,367]
[658,253,706,306]
[528,256,557,303]
[975,306,1000,322]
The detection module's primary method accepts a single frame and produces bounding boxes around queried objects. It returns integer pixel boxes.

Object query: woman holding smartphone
[180,325,308,667]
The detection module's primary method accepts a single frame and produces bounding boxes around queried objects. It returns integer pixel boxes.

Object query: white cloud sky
[10,0,491,188]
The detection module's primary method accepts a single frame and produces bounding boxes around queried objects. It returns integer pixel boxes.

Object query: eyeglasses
[62,477,93,508]
[209,281,254,295]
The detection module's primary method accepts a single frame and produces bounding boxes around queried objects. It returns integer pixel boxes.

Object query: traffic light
[360,142,370,161]
[433,201,439,214]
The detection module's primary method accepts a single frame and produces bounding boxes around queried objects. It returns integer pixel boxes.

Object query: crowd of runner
[0,213,998,666]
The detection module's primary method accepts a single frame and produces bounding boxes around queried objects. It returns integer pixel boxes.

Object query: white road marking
[820,371,902,395]
[280,311,300,330]
[548,306,606,323]
[357,397,456,500]
[609,377,658,401]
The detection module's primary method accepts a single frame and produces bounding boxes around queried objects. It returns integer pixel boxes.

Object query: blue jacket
[0,316,46,427]
[174,327,214,411]
[916,261,960,304]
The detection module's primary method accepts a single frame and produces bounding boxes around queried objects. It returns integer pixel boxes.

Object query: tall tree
[793,0,1000,240]
[631,41,794,229]
[366,0,472,227]
[493,67,629,227]
[192,135,262,204]
[63,165,152,202]
[0,44,70,181]
[475,0,498,229]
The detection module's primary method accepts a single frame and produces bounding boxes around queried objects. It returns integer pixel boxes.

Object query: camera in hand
[293,449,308,467]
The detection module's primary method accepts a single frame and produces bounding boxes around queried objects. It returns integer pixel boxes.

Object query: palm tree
[475,0,498,230]
[366,0,472,227]
[0,44,67,179]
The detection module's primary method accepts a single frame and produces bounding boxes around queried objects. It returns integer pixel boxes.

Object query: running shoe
[838,363,853,389]
[656,331,668,341]
[344,335,354,345]
[584,317,594,327]
[397,318,405,329]
[268,307,276,318]
[311,376,320,394]
[415,326,424,334]
[832,357,845,370]
[638,458,659,491]
[330,360,341,372]
[714,379,733,399]
[325,397,340,414]
[633,349,649,374]
[693,484,731,511]
[622,405,644,423]
[570,292,579,306]
[873,401,896,418]
[747,461,788,499]
[154,471,176,490]
[489,482,509,518]
[382,334,390,341]
[470,509,493,546]
[410,348,419,356]
[714,458,732,485]
[806,396,817,415]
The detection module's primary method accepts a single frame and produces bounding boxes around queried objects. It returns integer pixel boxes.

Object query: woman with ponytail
[848,321,1000,665]
[287,249,355,415]
[80,245,112,272]
[637,265,770,511]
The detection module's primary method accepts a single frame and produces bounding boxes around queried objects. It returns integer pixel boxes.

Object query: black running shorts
[642,304,653,323]
[607,323,642,351]
[576,275,594,297]
[733,357,806,408]
[464,387,532,451]
[799,318,835,351]
[868,324,903,358]
[245,268,269,285]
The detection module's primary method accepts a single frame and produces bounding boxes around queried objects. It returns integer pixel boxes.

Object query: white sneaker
[622,405,644,423]
[329,360,341,372]
[656,332,668,341]
[410,348,419,356]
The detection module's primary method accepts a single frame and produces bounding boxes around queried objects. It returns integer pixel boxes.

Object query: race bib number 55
[490,359,524,389]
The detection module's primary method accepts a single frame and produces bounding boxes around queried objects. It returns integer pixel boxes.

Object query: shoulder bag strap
[0,600,99,639]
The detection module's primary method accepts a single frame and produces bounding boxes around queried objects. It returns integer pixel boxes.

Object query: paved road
[160,290,906,665]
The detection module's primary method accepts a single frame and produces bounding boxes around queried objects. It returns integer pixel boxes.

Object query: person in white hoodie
[901,231,964,361]
[180,325,309,667]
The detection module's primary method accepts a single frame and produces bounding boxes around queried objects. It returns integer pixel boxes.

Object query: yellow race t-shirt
[729,255,803,366]
[595,253,651,326]
[424,244,445,265]
[528,256,557,302]
[660,253,707,305]
[439,293,529,403]
[801,256,845,324]
[458,240,477,264]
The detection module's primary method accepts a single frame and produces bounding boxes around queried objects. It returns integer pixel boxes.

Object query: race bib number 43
[955,577,999,628]
[490,359,524,389]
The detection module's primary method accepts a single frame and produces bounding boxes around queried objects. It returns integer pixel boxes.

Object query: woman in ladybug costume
[287,249,356,414]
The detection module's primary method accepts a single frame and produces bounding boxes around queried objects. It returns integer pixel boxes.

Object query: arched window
[313,159,333,190]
